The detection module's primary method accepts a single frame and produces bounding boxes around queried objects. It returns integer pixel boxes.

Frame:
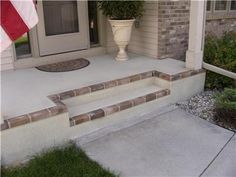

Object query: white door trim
[37,0,89,56]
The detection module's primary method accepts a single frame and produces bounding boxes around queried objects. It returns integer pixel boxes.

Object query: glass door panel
[37,0,89,56]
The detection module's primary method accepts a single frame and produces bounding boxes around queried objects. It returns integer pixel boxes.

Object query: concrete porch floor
[80,108,236,177]
[1,53,190,119]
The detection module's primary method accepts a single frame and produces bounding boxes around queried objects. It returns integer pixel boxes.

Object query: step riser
[70,89,170,126]
[63,78,156,108]
[60,76,170,127]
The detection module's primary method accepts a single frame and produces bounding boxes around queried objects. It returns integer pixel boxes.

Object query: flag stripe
[0,0,29,41]
[10,0,38,29]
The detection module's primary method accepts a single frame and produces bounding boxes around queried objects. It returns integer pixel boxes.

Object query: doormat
[36,58,90,72]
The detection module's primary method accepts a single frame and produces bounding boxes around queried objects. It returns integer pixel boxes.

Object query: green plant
[98,0,144,20]
[214,88,236,130]
[2,144,117,177]
[14,36,28,48]
[204,32,236,89]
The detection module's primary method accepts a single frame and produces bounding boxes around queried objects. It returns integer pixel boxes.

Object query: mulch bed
[36,58,90,72]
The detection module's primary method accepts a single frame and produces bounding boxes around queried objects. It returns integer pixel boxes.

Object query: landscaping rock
[176,90,236,132]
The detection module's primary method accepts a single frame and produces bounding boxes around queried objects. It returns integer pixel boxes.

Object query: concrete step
[62,78,170,126]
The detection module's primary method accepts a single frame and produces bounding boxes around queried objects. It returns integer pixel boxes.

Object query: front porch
[2,53,203,121]
[1,0,210,166]
[1,53,205,165]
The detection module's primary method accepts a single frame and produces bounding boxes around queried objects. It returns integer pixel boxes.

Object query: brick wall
[157,0,236,60]
[157,0,190,60]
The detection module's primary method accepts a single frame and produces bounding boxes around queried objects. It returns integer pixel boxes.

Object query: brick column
[185,0,206,70]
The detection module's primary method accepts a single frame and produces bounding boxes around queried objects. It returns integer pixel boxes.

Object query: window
[207,0,212,11]
[215,0,227,11]
[14,33,31,59]
[231,0,236,10]
[43,1,79,36]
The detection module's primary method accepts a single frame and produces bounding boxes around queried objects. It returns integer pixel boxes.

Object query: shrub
[204,32,236,89]
[214,88,236,130]
[98,0,144,20]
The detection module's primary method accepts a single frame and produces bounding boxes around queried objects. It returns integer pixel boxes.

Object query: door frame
[37,1,90,56]
[13,0,107,68]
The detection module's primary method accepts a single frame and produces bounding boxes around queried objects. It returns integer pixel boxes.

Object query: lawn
[1,144,117,177]
[14,36,28,48]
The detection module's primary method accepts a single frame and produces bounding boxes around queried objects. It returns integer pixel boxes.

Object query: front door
[37,1,89,56]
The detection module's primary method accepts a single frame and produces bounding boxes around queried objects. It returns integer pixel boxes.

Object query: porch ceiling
[1,53,189,119]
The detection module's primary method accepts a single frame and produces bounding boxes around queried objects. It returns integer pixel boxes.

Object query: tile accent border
[1,69,205,131]
[1,99,67,131]
[69,89,170,127]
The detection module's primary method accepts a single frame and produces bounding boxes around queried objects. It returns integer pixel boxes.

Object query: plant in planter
[98,0,144,61]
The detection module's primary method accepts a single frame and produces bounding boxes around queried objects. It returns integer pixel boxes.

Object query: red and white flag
[0,0,38,52]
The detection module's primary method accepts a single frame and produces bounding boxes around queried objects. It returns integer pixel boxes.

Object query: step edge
[70,89,170,127]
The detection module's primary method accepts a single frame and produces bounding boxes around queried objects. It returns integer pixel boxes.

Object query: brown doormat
[36,58,90,72]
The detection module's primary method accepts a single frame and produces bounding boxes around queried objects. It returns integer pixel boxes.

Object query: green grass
[14,36,28,48]
[1,144,117,177]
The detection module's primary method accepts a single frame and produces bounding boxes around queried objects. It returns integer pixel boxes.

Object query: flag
[0,0,38,52]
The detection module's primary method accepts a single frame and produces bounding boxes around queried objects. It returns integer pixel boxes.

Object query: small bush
[98,0,144,20]
[204,32,236,89]
[214,88,236,130]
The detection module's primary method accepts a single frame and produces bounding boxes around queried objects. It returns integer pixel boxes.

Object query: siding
[1,46,14,71]
[128,1,158,58]
[106,1,159,58]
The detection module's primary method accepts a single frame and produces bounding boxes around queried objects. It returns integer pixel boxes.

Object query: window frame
[229,0,236,11]
[213,0,229,13]
[206,0,213,12]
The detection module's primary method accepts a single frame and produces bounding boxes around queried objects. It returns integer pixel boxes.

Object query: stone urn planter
[98,1,144,61]
[109,19,135,61]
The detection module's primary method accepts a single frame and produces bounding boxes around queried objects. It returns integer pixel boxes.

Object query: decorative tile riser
[1,68,204,131]
[69,89,170,127]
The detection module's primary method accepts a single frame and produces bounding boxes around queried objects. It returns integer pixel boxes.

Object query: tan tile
[170,74,181,81]
[156,90,167,98]
[75,87,91,96]
[133,96,146,106]
[73,114,90,125]
[1,121,9,131]
[159,73,171,81]
[130,74,140,82]
[104,80,117,88]
[90,83,104,92]
[59,90,75,100]
[103,105,119,116]
[47,94,60,102]
[8,115,30,128]
[146,93,156,102]
[117,77,130,85]
[154,71,161,77]
[140,71,153,79]
[118,101,133,110]
[30,109,50,122]
[89,109,105,120]
[48,105,67,116]
[180,71,191,79]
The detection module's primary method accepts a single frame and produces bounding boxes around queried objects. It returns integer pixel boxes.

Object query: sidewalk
[79,108,236,177]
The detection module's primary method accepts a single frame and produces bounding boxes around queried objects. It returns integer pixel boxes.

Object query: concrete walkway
[79,109,236,177]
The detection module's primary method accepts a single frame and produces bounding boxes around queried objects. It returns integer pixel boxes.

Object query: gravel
[176,90,235,132]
